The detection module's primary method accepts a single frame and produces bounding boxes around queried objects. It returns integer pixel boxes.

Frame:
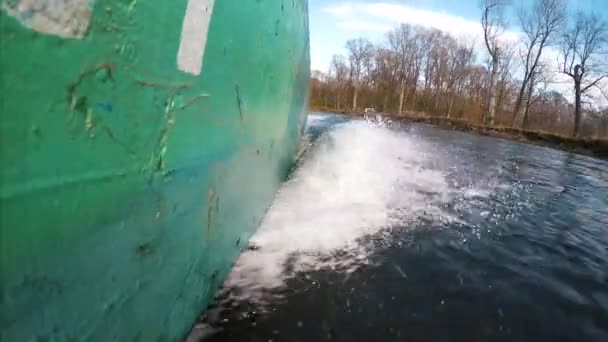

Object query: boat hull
[0,0,310,340]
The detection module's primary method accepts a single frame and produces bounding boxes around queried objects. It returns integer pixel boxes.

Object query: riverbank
[312,108,608,160]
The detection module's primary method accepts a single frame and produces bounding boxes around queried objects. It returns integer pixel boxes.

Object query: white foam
[306,113,327,124]
[218,120,464,305]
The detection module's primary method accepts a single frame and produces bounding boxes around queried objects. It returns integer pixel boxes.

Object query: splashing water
[196,114,608,342]
[217,119,480,306]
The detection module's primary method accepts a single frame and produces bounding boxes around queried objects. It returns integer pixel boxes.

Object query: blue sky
[309,0,608,72]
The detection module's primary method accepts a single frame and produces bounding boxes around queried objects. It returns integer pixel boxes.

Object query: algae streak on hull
[0,0,310,340]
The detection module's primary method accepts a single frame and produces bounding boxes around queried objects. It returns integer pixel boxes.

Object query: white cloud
[322,3,356,17]
[322,1,525,51]
[337,20,393,32]
[323,2,519,40]
[360,3,481,36]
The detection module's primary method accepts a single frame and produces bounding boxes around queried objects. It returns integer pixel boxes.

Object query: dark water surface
[194,113,608,342]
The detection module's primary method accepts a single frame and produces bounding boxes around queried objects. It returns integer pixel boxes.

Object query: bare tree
[446,38,476,117]
[559,12,608,137]
[388,24,426,114]
[310,70,326,108]
[345,38,374,112]
[481,0,509,125]
[371,48,400,111]
[388,24,413,115]
[496,43,516,114]
[407,29,426,109]
[513,0,566,127]
[329,55,350,110]
[423,30,451,112]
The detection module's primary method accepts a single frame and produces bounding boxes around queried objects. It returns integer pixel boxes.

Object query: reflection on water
[191,112,608,342]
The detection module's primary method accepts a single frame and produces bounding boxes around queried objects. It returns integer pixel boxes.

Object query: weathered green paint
[0,0,310,340]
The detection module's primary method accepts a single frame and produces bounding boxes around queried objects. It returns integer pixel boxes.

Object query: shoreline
[311,108,608,160]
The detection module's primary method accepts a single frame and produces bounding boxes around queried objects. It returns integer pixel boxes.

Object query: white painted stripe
[177,0,215,75]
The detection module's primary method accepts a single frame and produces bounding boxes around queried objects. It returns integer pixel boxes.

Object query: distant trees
[312,25,488,122]
[446,39,476,118]
[513,0,566,128]
[559,13,608,137]
[482,0,509,125]
[345,38,374,111]
[329,55,349,111]
[309,0,608,139]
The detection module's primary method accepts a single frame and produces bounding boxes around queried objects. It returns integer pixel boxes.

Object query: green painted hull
[0,0,310,340]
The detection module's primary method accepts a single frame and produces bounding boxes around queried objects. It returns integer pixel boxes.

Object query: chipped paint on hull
[2,0,94,38]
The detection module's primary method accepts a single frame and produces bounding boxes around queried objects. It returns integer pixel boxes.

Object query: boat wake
[189,115,607,342]
[212,118,484,310]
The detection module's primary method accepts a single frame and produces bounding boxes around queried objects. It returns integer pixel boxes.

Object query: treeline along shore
[310,0,608,159]
[314,107,608,159]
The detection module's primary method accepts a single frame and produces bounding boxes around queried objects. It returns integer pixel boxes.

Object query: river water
[193,112,608,342]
